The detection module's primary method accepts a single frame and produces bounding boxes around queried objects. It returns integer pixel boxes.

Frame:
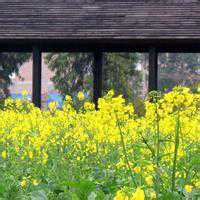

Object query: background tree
[103,53,141,100]
[45,53,94,99]
[45,53,141,101]
[45,52,199,107]
[159,53,200,91]
[0,53,30,99]
[138,53,200,93]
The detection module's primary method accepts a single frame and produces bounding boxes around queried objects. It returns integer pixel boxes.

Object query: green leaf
[0,184,6,195]
[31,190,48,200]
[88,192,97,200]
[62,180,96,191]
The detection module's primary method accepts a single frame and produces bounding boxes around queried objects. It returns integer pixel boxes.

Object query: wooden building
[0,0,200,108]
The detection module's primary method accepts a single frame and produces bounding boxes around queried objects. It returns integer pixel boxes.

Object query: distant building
[9,55,62,107]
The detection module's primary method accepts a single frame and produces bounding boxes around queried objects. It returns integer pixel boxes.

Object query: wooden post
[93,52,103,109]
[32,46,42,108]
[148,47,158,91]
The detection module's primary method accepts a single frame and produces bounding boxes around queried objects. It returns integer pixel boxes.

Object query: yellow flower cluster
[114,188,145,200]
[0,87,199,198]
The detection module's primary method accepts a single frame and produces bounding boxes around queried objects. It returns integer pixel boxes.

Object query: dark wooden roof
[1,0,200,40]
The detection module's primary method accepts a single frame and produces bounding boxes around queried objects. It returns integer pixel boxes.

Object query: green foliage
[0,53,31,98]
[45,53,93,98]
[45,53,141,102]
[103,53,141,100]
[159,53,200,91]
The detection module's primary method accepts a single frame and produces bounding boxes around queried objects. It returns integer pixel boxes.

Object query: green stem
[140,132,155,157]
[115,113,137,186]
[171,111,180,193]
[155,100,160,198]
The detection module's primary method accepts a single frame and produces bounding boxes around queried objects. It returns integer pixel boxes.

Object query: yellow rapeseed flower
[185,185,193,193]
[32,179,40,186]
[114,190,129,200]
[114,191,124,200]
[133,166,141,174]
[65,95,72,102]
[48,101,58,111]
[1,151,7,159]
[20,179,27,188]
[22,90,28,96]
[131,188,145,200]
[28,151,33,159]
[145,176,153,186]
[149,191,156,199]
[84,102,95,111]
[77,156,81,161]
[146,165,154,172]
[42,151,48,165]
[77,92,85,101]
[195,181,200,188]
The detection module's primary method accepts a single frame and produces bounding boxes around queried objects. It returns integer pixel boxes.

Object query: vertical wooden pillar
[148,47,158,91]
[32,46,42,108]
[93,52,103,109]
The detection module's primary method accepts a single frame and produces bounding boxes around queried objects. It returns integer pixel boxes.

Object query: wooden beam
[32,46,42,108]
[93,52,103,109]
[148,47,158,92]
[1,39,200,53]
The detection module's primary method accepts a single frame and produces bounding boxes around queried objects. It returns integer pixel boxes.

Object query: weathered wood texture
[0,0,200,40]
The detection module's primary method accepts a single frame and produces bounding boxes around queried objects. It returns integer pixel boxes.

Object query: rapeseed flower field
[0,87,199,199]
